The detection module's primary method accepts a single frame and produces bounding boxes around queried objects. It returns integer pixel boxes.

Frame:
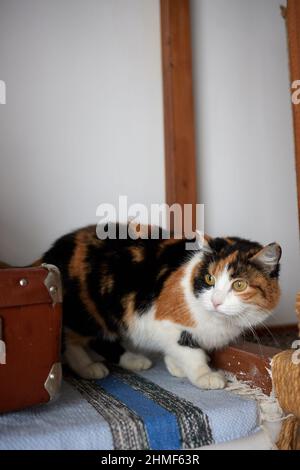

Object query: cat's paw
[165,355,186,378]
[80,362,109,379]
[119,351,152,371]
[192,371,226,390]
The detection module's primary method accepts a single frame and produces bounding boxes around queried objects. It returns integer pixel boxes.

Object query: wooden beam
[159,1,297,397]
[160,0,197,231]
[286,0,300,229]
[211,342,281,395]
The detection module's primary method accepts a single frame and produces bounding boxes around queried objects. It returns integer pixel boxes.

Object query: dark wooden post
[285,0,300,229]
[160,0,197,233]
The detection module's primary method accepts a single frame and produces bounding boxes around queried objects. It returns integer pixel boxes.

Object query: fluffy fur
[40,224,281,389]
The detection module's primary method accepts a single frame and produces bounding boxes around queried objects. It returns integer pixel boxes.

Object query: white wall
[0,0,165,265]
[1,0,299,325]
[191,0,300,324]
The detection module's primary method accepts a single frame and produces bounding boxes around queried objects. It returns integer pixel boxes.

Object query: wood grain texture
[286,0,300,228]
[272,349,300,418]
[296,291,300,334]
[160,0,197,231]
[211,341,281,395]
[0,267,62,412]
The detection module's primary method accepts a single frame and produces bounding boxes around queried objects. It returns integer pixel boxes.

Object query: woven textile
[0,362,260,450]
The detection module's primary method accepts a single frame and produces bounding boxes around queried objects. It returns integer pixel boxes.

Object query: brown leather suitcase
[0,264,63,413]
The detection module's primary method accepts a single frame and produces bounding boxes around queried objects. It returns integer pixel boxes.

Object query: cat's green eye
[205,274,215,286]
[232,280,248,292]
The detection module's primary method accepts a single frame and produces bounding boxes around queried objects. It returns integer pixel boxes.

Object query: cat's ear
[249,243,282,275]
[195,231,213,254]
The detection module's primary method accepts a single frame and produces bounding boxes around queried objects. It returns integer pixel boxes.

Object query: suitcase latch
[42,264,63,305]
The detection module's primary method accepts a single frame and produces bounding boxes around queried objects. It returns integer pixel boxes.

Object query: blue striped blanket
[0,362,259,450]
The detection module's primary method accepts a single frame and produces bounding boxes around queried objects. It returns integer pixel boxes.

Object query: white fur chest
[124,304,241,355]
[124,307,183,353]
[192,309,242,350]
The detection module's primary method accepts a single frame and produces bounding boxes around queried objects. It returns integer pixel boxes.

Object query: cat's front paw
[165,355,186,378]
[192,371,226,390]
[80,362,109,379]
[119,351,152,371]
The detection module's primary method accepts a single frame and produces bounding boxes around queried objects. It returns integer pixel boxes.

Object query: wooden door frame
[160,0,300,231]
[285,0,300,229]
[160,0,197,229]
[160,0,298,394]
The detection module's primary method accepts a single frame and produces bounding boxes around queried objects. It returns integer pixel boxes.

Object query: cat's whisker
[256,320,280,348]
[238,314,264,357]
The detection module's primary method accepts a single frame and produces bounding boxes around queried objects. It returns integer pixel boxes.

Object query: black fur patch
[193,254,214,296]
[90,336,125,364]
[178,331,200,349]
[41,224,193,342]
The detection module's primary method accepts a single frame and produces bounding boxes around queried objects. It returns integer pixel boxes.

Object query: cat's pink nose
[212,291,224,309]
[212,299,222,309]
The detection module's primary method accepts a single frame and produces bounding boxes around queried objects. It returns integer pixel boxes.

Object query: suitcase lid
[0,264,62,308]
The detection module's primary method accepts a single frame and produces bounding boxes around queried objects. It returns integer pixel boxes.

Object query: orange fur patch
[122,292,137,326]
[69,231,114,337]
[157,265,169,280]
[100,272,114,295]
[211,251,238,277]
[128,246,144,263]
[240,275,280,311]
[156,265,195,327]
[77,225,104,247]
[64,328,92,347]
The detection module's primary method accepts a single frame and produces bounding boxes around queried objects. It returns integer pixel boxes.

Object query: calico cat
[40,223,281,390]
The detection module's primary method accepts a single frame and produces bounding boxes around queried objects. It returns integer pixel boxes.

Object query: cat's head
[192,236,281,332]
